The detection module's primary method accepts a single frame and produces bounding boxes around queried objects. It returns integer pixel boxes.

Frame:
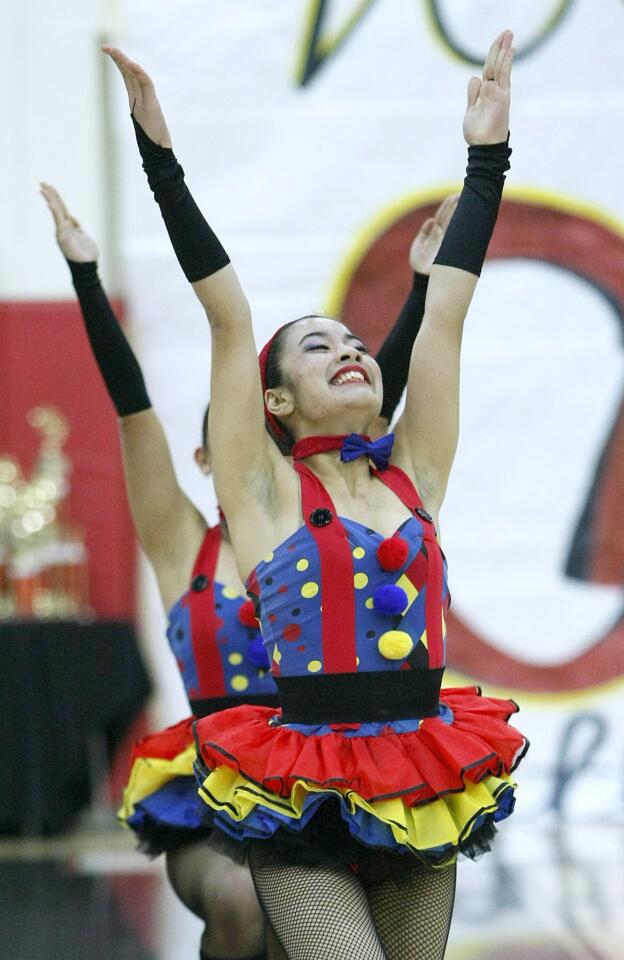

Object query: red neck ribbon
[292,435,371,461]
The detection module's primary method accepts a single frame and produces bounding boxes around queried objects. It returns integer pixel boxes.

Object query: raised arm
[394,30,514,513]
[102,48,285,527]
[40,183,205,609]
[372,193,459,435]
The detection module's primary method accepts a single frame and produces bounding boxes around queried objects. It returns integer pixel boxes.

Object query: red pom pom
[376,536,409,571]
[237,599,258,628]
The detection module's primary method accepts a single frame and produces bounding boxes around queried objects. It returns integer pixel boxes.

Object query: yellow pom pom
[222,585,242,599]
[378,630,414,660]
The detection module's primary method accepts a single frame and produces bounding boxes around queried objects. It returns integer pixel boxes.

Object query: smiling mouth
[331,367,370,386]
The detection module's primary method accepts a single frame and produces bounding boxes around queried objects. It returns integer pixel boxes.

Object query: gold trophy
[0,457,21,619]
[2,407,90,620]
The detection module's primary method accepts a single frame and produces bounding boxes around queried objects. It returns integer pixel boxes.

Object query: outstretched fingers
[102,47,154,90]
[435,193,459,228]
[102,45,150,110]
[482,30,505,82]
[493,31,513,84]
[498,44,514,90]
[40,183,69,227]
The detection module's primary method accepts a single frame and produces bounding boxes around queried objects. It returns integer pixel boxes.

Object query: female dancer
[41,170,454,958]
[40,182,278,960]
[104,28,526,959]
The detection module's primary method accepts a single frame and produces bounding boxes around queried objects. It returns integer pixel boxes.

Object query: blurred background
[1,1,623,957]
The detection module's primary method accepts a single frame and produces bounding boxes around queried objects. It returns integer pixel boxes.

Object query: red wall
[1,299,136,620]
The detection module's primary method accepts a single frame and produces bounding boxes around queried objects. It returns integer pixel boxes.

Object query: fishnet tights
[367,861,456,960]
[249,846,456,960]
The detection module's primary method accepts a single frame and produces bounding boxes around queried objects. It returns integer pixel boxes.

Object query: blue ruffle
[280,702,454,738]
[127,776,210,834]
[202,778,517,862]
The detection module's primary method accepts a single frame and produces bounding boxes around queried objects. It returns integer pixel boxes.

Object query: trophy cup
[4,407,90,620]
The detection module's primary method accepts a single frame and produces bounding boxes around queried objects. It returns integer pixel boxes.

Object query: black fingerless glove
[132,117,230,283]
[434,139,511,276]
[68,260,151,417]
[376,272,429,423]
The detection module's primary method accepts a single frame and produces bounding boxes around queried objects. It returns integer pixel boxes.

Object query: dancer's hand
[409,194,459,275]
[40,183,99,262]
[463,30,514,145]
[102,46,172,147]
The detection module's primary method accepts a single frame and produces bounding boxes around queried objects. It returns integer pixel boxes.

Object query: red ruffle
[194,687,527,807]
[130,716,195,762]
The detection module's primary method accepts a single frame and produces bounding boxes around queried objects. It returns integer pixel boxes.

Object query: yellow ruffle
[119,744,196,824]
[197,764,517,854]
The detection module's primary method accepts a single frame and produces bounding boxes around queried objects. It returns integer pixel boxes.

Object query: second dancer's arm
[373,193,459,434]
[40,183,206,610]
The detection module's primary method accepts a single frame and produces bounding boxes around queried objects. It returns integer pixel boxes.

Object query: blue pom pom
[373,584,408,616]
[247,633,270,669]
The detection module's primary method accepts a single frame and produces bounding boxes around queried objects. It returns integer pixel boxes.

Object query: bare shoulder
[225,453,302,582]
[391,420,444,521]
[151,501,208,611]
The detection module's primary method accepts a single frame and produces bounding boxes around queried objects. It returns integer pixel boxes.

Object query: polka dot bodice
[247,514,450,679]
[166,527,277,707]
[167,582,277,703]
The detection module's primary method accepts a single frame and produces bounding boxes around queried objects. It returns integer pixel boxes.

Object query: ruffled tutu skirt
[119,716,214,855]
[193,686,528,869]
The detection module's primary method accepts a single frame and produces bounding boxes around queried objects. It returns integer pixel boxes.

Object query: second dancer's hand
[40,183,99,262]
[463,29,514,145]
[102,45,173,148]
[409,193,459,275]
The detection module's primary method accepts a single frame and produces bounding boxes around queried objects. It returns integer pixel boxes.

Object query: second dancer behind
[40,183,279,960]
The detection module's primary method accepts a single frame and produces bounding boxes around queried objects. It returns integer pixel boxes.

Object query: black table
[0,620,151,835]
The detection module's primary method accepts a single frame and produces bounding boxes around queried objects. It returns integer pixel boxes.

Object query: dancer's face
[264,316,382,439]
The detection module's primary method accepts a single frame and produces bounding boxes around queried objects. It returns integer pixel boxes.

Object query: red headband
[258,327,289,441]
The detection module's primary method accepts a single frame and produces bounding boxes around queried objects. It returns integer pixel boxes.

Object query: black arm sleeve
[376,272,429,423]
[68,260,151,417]
[433,139,511,277]
[131,117,230,283]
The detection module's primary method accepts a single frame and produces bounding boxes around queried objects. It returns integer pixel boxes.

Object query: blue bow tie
[340,433,394,471]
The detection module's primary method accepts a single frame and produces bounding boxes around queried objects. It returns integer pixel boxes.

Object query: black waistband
[276,669,444,724]
[190,692,280,718]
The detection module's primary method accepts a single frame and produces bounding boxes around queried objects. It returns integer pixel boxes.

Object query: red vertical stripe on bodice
[372,465,445,668]
[188,525,227,697]
[295,464,358,673]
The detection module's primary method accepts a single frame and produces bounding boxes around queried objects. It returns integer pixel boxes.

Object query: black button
[191,574,210,592]
[310,508,333,527]
[415,507,432,524]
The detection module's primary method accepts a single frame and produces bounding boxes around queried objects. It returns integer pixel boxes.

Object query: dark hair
[201,402,210,450]
[264,316,322,453]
